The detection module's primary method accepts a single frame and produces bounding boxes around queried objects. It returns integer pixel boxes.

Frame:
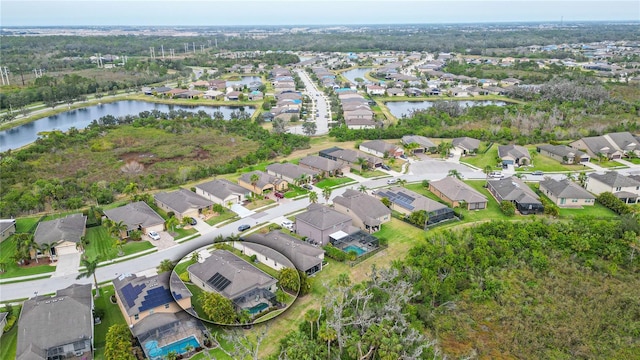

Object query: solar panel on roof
[207,273,231,292]
[121,283,145,308]
[139,286,173,312]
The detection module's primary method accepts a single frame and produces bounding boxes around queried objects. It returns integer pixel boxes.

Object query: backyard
[93,285,128,360]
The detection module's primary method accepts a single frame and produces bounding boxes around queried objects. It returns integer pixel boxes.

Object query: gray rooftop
[242,231,324,272]
[299,155,344,172]
[498,144,531,160]
[589,171,640,188]
[428,176,488,204]
[452,137,481,151]
[239,170,284,189]
[188,249,277,300]
[154,188,214,214]
[0,219,16,234]
[112,272,192,316]
[489,176,541,204]
[333,189,391,227]
[374,186,450,213]
[537,144,587,159]
[540,178,595,199]
[401,135,436,149]
[360,140,398,154]
[33,213,86,246]
[17,284,92,360]
[295,203,352,230]
[103,201,164,231]
[266,163,319,180]
[196,179,249,200]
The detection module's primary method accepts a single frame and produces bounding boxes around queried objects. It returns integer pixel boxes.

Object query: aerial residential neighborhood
[1,12,639,360]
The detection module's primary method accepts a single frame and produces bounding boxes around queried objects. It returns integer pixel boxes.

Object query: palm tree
[109,220,127,239]
[438,141,453,158]
[565,172,576,181]
[397,179,407,187]
[358,185,368,193]
[578,172,588,187]
[448,169,462,180]
[309,191,319,204]
[250,173,260,193]
[166,216,179,233]
[322,187,332,204]
[305,309,320,339]
[77,256,100,297]
[190,251,200,263]
[355,157,368,172]
[318,324,337,359]
[484,165,493,185]
[123,182,139,198]
[40,242,54,262]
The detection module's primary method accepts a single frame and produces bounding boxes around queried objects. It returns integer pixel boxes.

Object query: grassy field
[14,217,41,233]
[83,226,154,261]
[315,177,355,188]
[462,144,584,173]
[93,285,128,360]
[352,169,388,178]
[0,237,56,279]
[205,211,238,226]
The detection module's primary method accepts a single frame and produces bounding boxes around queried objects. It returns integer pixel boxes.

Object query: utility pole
[149,47,155,59]
[184,43,189,54]
[19,67,25,86]
[200,45,205,53]
[170,49,175,59]
[0,66,9,85]
[192,42,196,53]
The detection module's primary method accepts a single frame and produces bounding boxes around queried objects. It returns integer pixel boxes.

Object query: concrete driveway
[148,231,176,251]
[52,253,81,278]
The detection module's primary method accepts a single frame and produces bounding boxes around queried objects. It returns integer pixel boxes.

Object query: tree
[250,173,260,192]
[397,178,407,187]
[355,157,369,171]
[123,182,138,198]
[278,267,300,293]
[189,251,200,263]
[305,309,320,339]
[200,292,237,324]
[318,324,337,359]
[578,172,588,187]
[438,141,453,157]
[358,185,368,193]
[380,197,392,208]
[157,259,175,273]
[448,169,462,180]
[272,117,288,134]
[302,121,317,136]
[322,187,332,203]
[500,200,516,216]
[77,256,100,297]
[104,324,135,360]
[165,216,179,233]
[309,191,319,203]
[484,165,493,185]
[408,210,429,228]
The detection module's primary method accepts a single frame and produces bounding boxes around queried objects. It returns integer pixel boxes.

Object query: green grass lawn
[0,237,56,279]
[558,202,619,219]
[354,169,388,178]
[93,285,128,360]
[245,198,276,210]
[83,226,154,261]
[14,217,41,233]
[462,145,584,173]
[205,211,238,226]
[598,159,628,168]
[284,186,307,198]
[315,177,356,188]
[0,317,18,360]
[171,226,198,240]
[460,144,501,170]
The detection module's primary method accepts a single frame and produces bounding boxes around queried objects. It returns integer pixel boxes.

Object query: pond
[385,100,507,118]
[226,76,262,87]
[0,100,253,151]
[341,68,374,85]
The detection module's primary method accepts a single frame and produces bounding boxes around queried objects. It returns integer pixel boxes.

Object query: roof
[360,140,399,154]
[242,230,324,272]
[401,135,436,149]
[488,176,541,205]
[103,201,164,231]
[295,203,352,230]
[154,188,213,214]
[589,171,640,188]
[537,144,587,159]
[429,176,488,204]
[452,137,481,151]
[113,272,191,316]
[16,284,92,360]
[540,178,595,199]
[374,186,451,213]
[33,213,86,246]
[187,249,277,300]
[299,155,344,172]
[333,189,391,227]
[196,179,248,200]
[498,144,531,160]
[239,170,284,189]
[0,219,16,234]
[266,163,319,180]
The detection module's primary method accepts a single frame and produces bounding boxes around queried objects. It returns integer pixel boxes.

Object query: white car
[387,178,399,185]
[281,220,294,231]
[148,231,161,241]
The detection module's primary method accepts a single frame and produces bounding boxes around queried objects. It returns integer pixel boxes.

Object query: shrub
[323,244,347,261]
[597,192,632,215]
[3,315,17,332]
[179,272,190,282]
[500,200,516,216]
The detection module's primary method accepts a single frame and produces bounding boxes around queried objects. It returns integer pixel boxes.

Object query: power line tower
[161,45,165,59]
[184,43,189,54]
[169,49,175,59]
[192,42,196,53]
[200,45,205,53]
[0,66,9,85]
[149,47,155,59]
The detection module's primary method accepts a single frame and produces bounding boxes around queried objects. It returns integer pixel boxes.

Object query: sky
[1,0,639,26]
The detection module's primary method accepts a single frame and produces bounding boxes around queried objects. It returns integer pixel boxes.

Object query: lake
[341,68,374,85]
[0,100,253,151]
[226,76,262,87]
[385,100,507,118]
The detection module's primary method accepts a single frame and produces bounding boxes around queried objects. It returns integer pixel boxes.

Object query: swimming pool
[145,335,199,360]
[343,245,366,256]
[249,302,269,315]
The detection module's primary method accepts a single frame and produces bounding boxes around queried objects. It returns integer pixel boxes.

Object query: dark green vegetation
[0,111,310,217]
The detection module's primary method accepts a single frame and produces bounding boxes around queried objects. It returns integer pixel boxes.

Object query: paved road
[291,69,331,135]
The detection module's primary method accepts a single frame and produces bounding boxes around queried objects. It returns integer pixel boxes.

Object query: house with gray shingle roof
[195,179,250,207]
[401,135,436,154]
[154,188,213,221]
[429,176,488,210]
[188,249,277,311]
[333,189,391,233]
[16,284,93,360]
[0,218,16,242]
[539,178,596,207]
[319,147,383,170]
[487,176,544,215]
[298,155,349,177]
[570,131,640,160]
[373,187,455,226]
[452,137,481,155]
[113,271,192,326]
[359,140,404,158]
[295,204,355,246]
[238,170,288,195]
[240,230,325,275]
[32,213,86,260]
[586,171,640,203]
[266,163,319,184]
[537,144,590,164]
[498,144,531,166]
[103,201,165,236]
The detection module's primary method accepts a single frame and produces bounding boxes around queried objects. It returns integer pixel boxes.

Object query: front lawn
[597,159,628,168]
[205,211,238,226]
[83,226,154,261]
[315,177,355,188]
[283,187,307,198]
[0,237,56,279]
[171,226,198,240]
[244,198,276,210]
[93,285,128,360]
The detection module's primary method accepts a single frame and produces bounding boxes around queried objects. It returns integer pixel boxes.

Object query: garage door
[56,245,78,255]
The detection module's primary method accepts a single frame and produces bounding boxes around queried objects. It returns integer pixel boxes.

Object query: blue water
[385,100,506,118]
[249,302,269,315]
[145,335,199,359]
[344,245,366,256]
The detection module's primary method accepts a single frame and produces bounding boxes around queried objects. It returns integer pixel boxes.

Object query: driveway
[148,231,176,251]
[52,253,81,278]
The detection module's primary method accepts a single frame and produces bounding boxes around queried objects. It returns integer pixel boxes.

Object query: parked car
[381,164,391,171]
[302,184,314,190]
[532,170,544,176]
[148,231,161,241]
[387,178,399,185]
[281,220,294,230]
[238,224,251,232]
[188,217,197,226]
[274,192,285,199]
[489,171,503,179]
